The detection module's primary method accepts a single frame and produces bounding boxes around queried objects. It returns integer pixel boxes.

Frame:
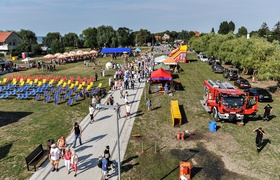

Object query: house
[0,32,22,54]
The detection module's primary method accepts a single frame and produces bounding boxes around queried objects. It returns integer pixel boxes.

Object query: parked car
[223,68,239,80]
[212,64,224,73]
[197,52,204,59]
[234,79,251,89]
[244,88,273,102]
[208,56,219,65]
[200,55,208,62]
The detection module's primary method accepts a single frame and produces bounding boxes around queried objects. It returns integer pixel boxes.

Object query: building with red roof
[0,32,22,54]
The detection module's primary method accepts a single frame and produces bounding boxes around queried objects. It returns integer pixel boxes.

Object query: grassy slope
[0,57,124,179]
[122,53,280,180]
[0,52,279,179]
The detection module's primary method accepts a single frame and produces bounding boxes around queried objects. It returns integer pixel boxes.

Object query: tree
[43,32,62,47]
[237,26,248,37]
[228,21,235,32]
[31,44,42,56]
[135,29,151,46]
[16,29,37,44]
[178,30,189,43]
[14,42,29,56]
[211,28,215,34]
[81,27,98,49]
[116,27,133,47]
[96,25,116,48]
[258,22,270,38]
[50,39,64,54]
[218,21,229,34]
[16,29,37,52]
[63,32,79,48]
[271,21,280,42]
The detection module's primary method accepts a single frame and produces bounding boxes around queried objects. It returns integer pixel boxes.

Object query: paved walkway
[30,80,145,180]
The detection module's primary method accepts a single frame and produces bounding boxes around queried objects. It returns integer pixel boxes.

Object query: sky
[1,0,279,36]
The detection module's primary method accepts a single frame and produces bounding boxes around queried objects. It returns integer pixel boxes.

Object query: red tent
[150,67,172,81]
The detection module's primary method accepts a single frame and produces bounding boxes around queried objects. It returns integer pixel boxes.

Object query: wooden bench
[170,100,182,126]
[25,144,48,171]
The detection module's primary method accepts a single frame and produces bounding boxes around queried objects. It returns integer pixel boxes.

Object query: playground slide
[169,45,187,63]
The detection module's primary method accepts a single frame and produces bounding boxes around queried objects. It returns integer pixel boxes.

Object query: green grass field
[0,56,127,179]
[121,53,280,180]
[0,52,279,180]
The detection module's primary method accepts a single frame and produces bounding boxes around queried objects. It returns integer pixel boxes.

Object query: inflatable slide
[168,44,188,63]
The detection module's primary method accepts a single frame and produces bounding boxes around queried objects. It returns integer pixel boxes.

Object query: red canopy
[150,67,172,81]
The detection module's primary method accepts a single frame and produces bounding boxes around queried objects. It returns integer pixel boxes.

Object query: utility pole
[99,104,121,180]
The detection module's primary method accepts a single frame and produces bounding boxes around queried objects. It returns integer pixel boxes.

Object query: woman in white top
[125,102,131,119]
[124,91,129,103]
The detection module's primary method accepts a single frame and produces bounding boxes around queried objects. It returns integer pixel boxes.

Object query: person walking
[57,136,66,157]
[253,127,266,153]
[95,72,98,82]
[101,154,109,180]
[49,144,61,172]
[109,94,114,106]
[71,122,82,148]
[96,96,101,111]
[131,78,135,90]
[64,147,72,174]
[115,102,121,118]
[89,104,95,123]
[263,104,273,121]
[92,95,97,109]
[71,150,79,177]
[125,102,131,120]
[119,84,124,98]
[104,145,115,171]
[124,91,129,103]
[146,98,151,111]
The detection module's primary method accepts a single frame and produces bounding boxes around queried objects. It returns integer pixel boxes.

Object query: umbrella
[90,50,98,54]
[83,51,90,55]
[44,54,54,59]
[76,51,84,56]
[54,53,62,57]
[68,52,76,57]
[57,54,66,59]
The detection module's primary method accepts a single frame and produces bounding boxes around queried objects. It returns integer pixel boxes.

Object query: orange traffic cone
[181,131,185,140]
[177,131,181,140]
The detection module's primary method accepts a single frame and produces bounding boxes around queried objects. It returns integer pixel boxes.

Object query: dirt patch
[170,143,252,180]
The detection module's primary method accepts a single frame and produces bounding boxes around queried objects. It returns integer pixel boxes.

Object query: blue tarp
[101,48,131,54]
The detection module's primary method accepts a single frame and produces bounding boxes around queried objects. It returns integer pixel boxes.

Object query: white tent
[21,57,35,62]
[154,55,168,63]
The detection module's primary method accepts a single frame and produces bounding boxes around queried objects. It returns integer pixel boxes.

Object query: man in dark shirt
[263,104,273,121]
[71,122,82,148]
[253,127,265,153]
[104,145,115,171]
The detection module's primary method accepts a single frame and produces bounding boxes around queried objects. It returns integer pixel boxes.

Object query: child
[71,150,79,177]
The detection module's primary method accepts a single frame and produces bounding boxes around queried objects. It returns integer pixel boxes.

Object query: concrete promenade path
[30,80,145,180]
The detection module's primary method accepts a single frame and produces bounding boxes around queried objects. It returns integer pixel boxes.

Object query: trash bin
[209,121,216,132]
[46,139,55,152]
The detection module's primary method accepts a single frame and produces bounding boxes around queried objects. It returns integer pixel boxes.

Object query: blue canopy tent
[101,48,131,54]
[134,48,141,52]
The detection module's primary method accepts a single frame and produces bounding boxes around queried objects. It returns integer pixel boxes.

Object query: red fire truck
[200,80,258,122]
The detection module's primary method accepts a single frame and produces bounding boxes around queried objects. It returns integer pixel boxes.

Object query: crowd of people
[47,52,155,179]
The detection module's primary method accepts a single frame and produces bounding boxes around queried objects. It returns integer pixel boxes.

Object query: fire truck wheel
[213,108,219,121]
